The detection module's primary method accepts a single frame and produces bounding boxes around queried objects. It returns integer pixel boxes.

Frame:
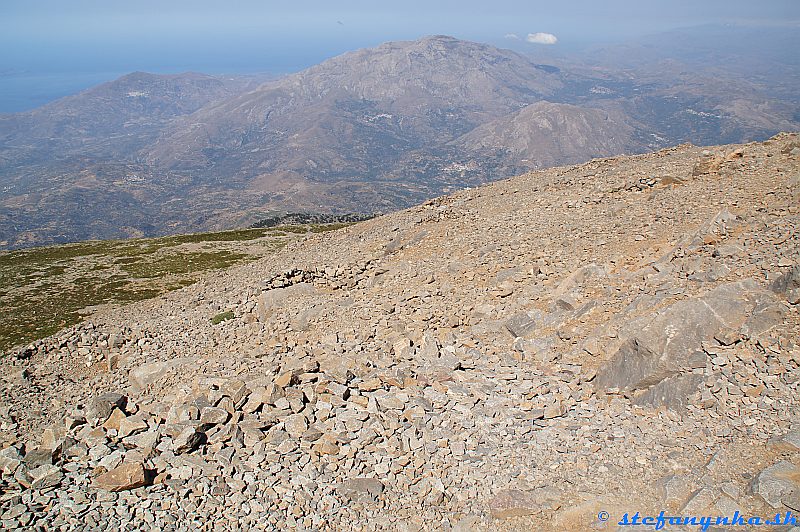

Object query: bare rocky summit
[0,134,799,530]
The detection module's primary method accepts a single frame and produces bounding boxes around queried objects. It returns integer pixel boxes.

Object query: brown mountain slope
[0,72,263,165]
[452,101,646,171]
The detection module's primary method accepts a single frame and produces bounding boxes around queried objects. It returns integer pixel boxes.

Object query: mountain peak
[419,34,460,42]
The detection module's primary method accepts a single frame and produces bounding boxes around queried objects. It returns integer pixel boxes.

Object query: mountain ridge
[1,35,798,249]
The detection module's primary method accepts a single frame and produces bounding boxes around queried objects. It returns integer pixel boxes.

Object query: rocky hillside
[0,134,798,531]
[452,101,643,172]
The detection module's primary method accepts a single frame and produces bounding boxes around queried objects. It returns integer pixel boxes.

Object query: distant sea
[0,42,354,115]
[0,37,366,114]
[0,71,129,114]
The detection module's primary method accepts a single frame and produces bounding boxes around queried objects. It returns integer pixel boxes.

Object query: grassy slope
[0,224,350,353]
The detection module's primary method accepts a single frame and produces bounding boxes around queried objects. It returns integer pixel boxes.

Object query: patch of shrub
[211,310,235,325]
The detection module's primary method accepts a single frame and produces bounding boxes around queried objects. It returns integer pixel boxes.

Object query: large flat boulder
[93,462,148,492]
[256,282,317,321]
[337,477,385,503]
[633,373,705,412]
[489,487,562,519]
[751,461,800,508]
[596,280,783,409]
[129,358,195,390]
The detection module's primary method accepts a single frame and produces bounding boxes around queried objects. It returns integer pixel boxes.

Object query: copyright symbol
[598,511,609,522]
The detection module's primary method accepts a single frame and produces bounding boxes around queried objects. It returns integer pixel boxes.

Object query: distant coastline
[0,71,126,113]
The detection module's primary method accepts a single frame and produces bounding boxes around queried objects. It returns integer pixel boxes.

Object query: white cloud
[526,32,558,45]
[504,33,520,40]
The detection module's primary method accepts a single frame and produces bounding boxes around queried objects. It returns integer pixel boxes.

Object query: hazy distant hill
[0,72,263,165]
[0,72,268,247]
[452,101,647,172]
[0,34,798,248]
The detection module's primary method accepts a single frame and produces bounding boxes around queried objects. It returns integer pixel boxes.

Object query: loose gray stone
[504,312,538,338]
[771,265,800,304]
[199,407,230,425]
[337,478,385,502]
[87,392,127,423]
[29,464,63,489]
[93,462,148,492]
[221,379,250,405]
[283,414,308,438]
[172,427,206,454]
[0,446,22,474]
[656,475,694,509]
[23,447,54,468]
[118,415,148,439]
[129,359,194,390]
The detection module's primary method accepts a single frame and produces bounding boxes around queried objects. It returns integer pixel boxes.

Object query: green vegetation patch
[157,227,275,245]
[211,310,235,325]
[121,251,248,279]
[0,221,360,353]
[310,222,353,233]
[251,212,375,228]
[0,275,161,354]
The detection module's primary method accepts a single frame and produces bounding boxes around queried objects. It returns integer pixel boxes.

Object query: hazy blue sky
[1,0,798,111]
